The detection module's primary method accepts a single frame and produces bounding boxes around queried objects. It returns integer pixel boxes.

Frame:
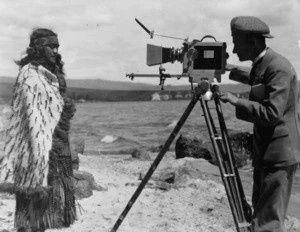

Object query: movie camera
[126,19,228,96]
[113,19,253,232]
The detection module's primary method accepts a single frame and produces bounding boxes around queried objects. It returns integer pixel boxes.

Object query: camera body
[147,39,227,84]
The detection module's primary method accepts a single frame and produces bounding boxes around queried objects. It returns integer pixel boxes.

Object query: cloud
[0,0,299,85]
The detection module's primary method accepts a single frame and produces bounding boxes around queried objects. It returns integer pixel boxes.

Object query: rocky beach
[1,151,300,232]
[1,100,300,232]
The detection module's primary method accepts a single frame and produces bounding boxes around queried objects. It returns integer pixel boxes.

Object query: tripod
[110,83,252,232]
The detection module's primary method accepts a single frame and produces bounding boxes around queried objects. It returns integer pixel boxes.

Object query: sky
[0,0,299,86]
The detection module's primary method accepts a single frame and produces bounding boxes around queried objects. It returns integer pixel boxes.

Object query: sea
[70,100,253,155]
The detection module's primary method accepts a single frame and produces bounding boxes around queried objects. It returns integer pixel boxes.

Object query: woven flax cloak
[0,64,64,192]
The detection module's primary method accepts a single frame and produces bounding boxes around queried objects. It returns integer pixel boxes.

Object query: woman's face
[44,44,59,64]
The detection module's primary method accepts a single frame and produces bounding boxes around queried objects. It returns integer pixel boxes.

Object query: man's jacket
[235,48,300,168]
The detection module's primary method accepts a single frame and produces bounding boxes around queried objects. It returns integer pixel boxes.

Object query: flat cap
[231,16,274,38]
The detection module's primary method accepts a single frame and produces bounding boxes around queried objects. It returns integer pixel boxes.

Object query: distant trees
[67,88,250,102]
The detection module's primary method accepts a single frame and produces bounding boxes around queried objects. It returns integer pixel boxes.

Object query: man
[220,16,300,231]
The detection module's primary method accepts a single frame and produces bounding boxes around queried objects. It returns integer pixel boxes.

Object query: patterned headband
[32,35,59,47]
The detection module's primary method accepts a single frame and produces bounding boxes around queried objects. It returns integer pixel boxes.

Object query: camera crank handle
[126,73,135,80]
[159,65,166,90]
[211,84,222,100]
[159,76,166,90]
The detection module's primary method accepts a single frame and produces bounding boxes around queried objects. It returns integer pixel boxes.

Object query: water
[68,101,300,200]
[70,101,252,155]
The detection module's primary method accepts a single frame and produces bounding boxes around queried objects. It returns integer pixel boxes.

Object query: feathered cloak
[0,64,64,192]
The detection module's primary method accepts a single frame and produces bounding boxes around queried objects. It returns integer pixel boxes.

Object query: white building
[151,92,161,101]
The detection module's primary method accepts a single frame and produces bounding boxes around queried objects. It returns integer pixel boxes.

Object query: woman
[0,28,77,232]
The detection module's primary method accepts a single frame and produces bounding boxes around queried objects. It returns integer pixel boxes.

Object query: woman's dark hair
[15,28,66,94]
[15,28,64,72]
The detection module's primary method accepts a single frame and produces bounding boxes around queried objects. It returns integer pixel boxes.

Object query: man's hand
[219,92,239,106]
[226,63,251,85]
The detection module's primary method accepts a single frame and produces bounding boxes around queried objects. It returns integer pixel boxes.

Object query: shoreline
[0,152,300,232]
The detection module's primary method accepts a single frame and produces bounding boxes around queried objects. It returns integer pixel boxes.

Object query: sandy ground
[1,152,300,232]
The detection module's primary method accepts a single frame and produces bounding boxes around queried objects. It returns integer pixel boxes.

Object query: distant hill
[0,82,14,104]
[64,78,253,92]
[0,76,181,91]
[66,78,160,90]
[0,76,16,84]
[1,75,299,103]
[0,76,251,92]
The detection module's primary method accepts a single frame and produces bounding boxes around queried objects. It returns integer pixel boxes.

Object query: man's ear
[247,35,256,46]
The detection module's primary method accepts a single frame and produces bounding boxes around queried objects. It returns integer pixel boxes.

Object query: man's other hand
[219,92,238,106]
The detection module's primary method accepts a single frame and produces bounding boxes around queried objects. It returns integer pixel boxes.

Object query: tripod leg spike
[110,95,200,232]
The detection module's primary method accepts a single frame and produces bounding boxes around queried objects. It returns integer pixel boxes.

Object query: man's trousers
[251,164,298,232]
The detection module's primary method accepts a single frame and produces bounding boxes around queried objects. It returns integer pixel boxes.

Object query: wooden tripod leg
[199,96,252,232]
[110,94,200,232]
[213,94,252,225]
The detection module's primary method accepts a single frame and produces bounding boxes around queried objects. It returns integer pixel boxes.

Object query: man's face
[232,34,252,62]
[44,44,59,64]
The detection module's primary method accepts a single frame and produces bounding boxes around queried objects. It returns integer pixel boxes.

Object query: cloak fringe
[0,183,51,197]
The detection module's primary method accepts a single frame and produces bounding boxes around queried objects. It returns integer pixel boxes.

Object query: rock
[175,134,213,161]
[73,180,93,200]
[139,170,175,184]
[209,131,253,167]
[73,170,107,199]
[73,170,95,182]
[139,158,222,190]
[131,149,151,161]
[229,131,253,161]
[201,201,215,213]
[175,132,253,168]
[148,145,163,153]
[71,152,79,170]
[71,139,85,170]
[74,138,85,154]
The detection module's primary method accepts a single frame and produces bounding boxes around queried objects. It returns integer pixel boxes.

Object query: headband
[32,35,59,47]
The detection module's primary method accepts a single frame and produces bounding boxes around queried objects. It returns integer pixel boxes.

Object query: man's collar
[252,47,268,66]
